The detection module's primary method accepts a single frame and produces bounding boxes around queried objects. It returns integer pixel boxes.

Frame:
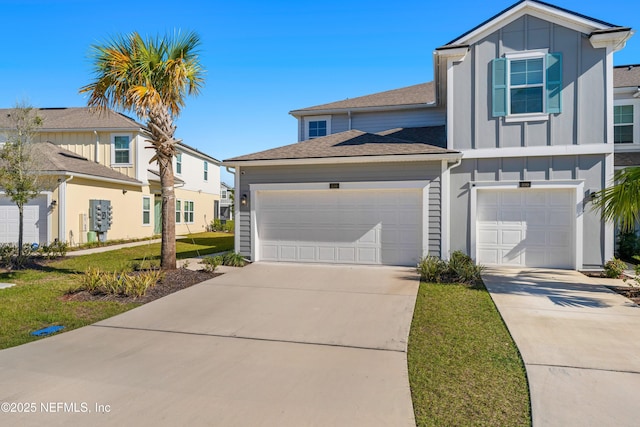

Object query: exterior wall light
[241,194,248,206]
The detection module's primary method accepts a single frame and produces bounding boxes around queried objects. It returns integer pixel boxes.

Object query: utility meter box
[89,200,113,232]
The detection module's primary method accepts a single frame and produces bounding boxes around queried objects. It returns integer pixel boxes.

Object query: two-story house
[0,107,221,246]
[223,0,634,270]
[218,182,234,221]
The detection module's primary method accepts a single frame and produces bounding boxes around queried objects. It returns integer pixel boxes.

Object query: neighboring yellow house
[0,107,221,246]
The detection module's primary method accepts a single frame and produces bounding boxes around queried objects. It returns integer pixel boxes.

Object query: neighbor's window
[142,196,151,225]
[309,120,327,138]
[176,200,182,224]
[221,189,227,199]
[112,135,131,164]
[614,105,634,143]
[204,161,208,181]
[176,153,182,174]
[183,201,194,223]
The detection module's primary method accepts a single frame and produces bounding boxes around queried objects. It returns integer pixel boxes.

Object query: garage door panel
[258,189,422,266]
[477,189,575,268]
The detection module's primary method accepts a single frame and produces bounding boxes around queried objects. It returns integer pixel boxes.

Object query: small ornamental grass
[78,268,164,298]
[222,252,247,267]
[417,251,485,285]
[201,255,223,272]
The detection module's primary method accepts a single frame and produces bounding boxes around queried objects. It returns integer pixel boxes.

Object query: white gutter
[289,103,438,117]
[222,152,462,168]
[40,171,143,187]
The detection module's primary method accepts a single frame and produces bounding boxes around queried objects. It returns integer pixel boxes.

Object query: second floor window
[113,135,131,164]
[614,105,634,143]
[222,190,227,199]
[309,120,327,138]
[204,161,208,181]
[176,153,182,174]
[509,58,544,114]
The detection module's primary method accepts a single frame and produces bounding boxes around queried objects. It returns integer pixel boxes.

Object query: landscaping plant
[223,252,247,267]
[604,257,627,279]
[201,255,223,272]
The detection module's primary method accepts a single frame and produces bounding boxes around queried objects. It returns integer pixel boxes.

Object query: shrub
[77,268,164,298]
[417,255,447,282]
[417,251,485,285]
[222,252,246,267]
[617,231,639,261]
[201,255,223,272]
[211,218,223,231]
[39,240,69,259]
[604,257,627,279]
[223,220,234,233]
[79,267,103,293]
[130,259,160,271]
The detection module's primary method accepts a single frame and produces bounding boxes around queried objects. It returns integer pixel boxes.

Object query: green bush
[39,240,69,259]
[0,243,35,269]
[617,231,639,261]
[223,252,246,267]
[223,220,235,233]
[417,251,485,285]
[604,257,627,278]
[417,255,447,282]
[211,218,223,231]
[77,268,165,297]
[201,255,223,272]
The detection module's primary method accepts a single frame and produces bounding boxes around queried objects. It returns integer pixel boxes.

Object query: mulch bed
[581,271,640,305]
[63,269,221,304]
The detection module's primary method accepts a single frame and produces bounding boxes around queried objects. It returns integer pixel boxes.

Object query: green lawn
[408,282,531,426]
[0,232,233,350]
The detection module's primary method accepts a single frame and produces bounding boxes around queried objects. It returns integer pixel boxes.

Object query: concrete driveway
[483,268,640,427]
[0,263,419,426]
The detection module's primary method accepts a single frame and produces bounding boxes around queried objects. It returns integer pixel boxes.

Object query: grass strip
[408,282,531,426]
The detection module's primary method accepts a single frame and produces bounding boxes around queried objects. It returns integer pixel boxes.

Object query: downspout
[348,110,352,130]
[441,156,463,260]
[58,175,74,244]
[93,131,99,163]
[225,166,236,221]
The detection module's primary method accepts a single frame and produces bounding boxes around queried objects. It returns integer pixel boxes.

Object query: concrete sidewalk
[482,268,640,427]
[0,263,418,426]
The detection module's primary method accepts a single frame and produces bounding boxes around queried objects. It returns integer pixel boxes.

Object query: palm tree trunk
[158,155,176,270]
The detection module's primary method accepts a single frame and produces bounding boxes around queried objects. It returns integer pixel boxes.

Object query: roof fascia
[447,1,612,47]
[289,103,438,118]
[589,28,634,52]
[223,152,462,167]
[39,171,143,186]
[176,142,221,165]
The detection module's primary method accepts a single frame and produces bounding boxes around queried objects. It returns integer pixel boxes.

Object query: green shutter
[546,53,562,114]
[492,58,508,117]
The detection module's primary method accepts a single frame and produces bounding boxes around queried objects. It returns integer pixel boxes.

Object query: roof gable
[442,0,617,47]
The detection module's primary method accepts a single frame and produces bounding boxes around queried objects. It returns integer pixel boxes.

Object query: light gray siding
[450,155,608,267]
[238,162,443,260]
[452,15,608,150]
[297,108,446,141]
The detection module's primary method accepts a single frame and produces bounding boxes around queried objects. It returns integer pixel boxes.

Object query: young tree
[80,31,204,269]
[0,104,46,257]
[593,167,640,232]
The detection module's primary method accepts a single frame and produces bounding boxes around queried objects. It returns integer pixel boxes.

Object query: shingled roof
[0,107,142,131]
[290,82,435,115]
[34,142,142,185]
[225,127,457,163]
[614,65,640,88]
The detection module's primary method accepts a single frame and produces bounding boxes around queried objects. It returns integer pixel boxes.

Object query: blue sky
[1,0,639,185]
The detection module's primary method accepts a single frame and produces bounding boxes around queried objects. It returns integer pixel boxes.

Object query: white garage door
[257,189,423,266]
[476,189,575,268]
[0,197,45,245]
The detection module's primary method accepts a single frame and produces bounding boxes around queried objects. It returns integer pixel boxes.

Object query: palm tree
[593,166,640,232]
[80,31,204,269]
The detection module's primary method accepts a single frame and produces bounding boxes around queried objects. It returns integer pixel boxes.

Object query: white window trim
[111,133,133,166]
[183,200,194,224]
[303,115,331,140]
[469,180,584,270]
[504,49,549,122]
[142,196,151,226]
[613,100,639,146]
[176,199,182,224]
[175,152,182,176]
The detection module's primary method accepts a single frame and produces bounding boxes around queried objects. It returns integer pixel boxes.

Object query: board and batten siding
[450,155,607,267]
[237,162,443,260]
[451,15,607,150]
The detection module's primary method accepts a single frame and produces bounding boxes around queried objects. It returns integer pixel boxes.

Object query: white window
[111,134,132,165]
[176,200,181,224]
[204,161,208,181]
[142,196,151,225]
[303,115,331,140]
[614,105,634,143]
[221,189,227,199]
[176,153,182,175]
[492,50,562,121]
[183,201,194,223]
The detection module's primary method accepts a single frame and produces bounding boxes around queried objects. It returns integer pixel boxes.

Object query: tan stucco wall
[174,188,217,235]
